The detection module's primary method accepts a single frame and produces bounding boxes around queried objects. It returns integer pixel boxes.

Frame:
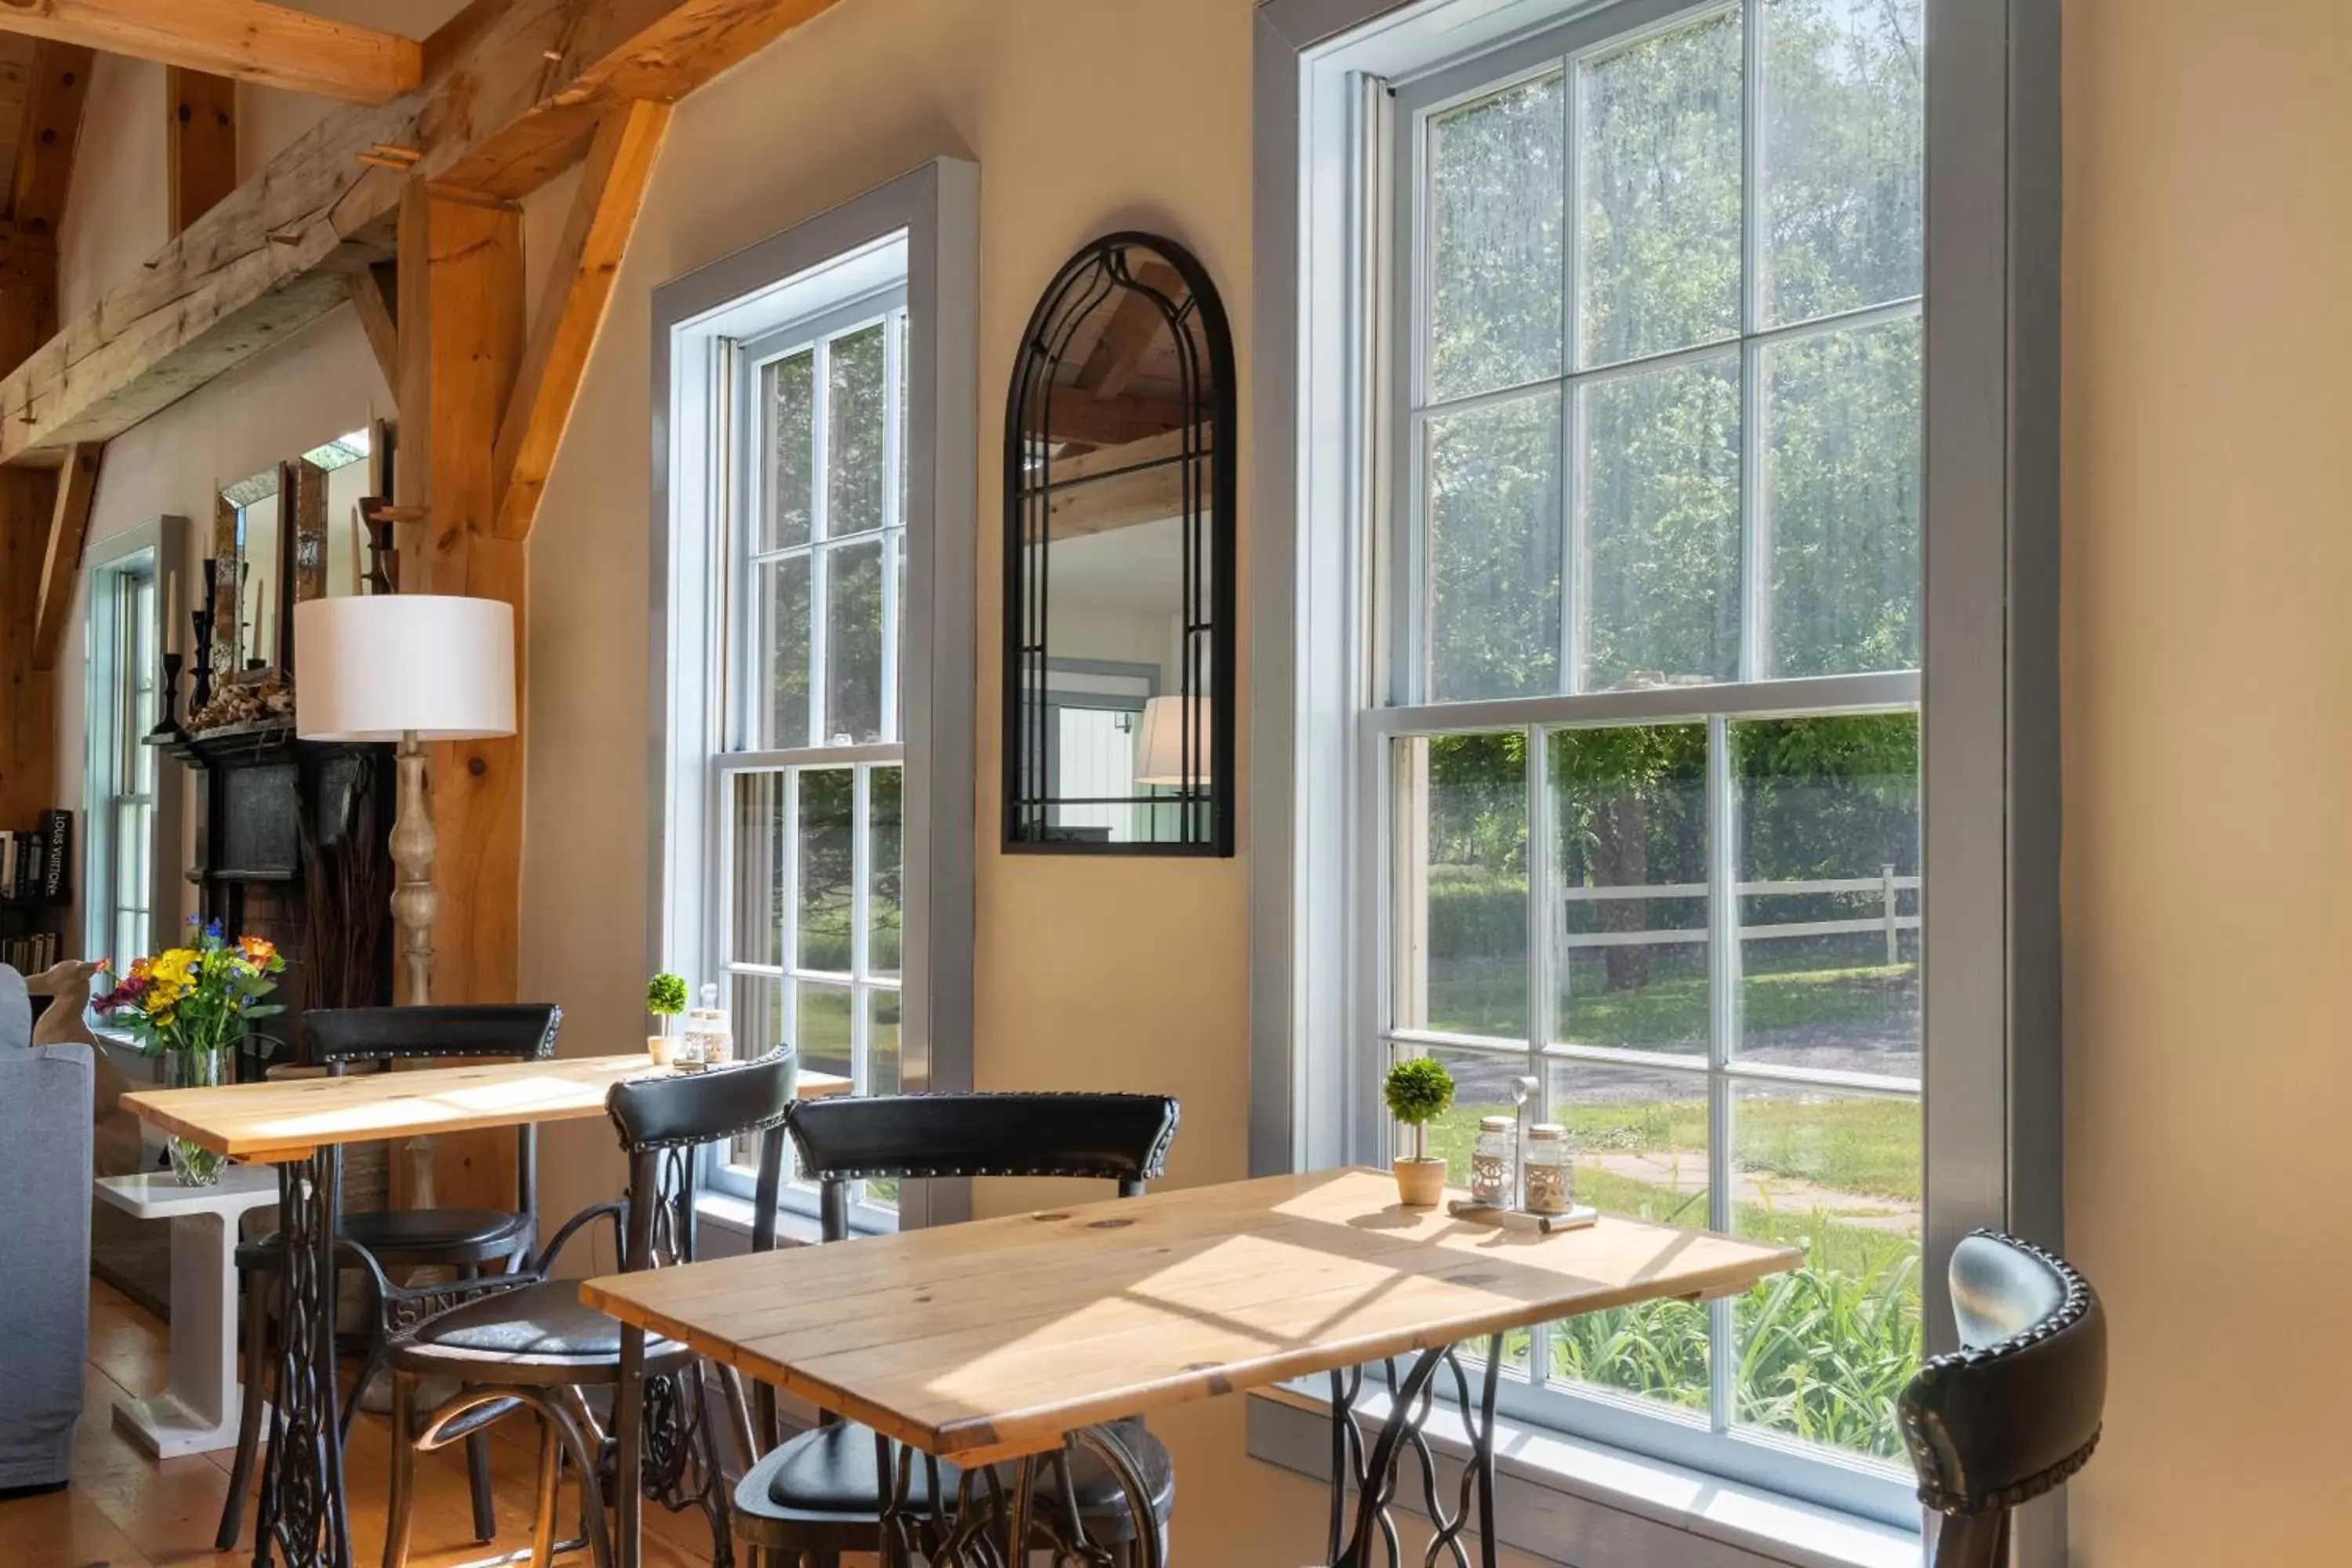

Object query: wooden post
[393,182,524,1214]
[0,211,60,826]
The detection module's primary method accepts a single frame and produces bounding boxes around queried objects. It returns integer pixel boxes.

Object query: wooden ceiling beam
[166,66,235,234]
[9,38,89,240]
[492,98,668,542]
[1039,429,1209,542]
[1023,390,1189,448]
[0,0,420,107]
[30,436,96,669]
[0,0,850,470]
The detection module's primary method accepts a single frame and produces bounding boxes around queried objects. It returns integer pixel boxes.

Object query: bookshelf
[0,810,71,973]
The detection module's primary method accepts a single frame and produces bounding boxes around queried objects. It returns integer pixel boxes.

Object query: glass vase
[166,1044,232,1187]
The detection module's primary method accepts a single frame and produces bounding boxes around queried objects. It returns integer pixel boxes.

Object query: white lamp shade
[1134,694,1211,786]
[295,595,517,742]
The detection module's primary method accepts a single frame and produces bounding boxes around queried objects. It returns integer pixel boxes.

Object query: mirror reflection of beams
[1004,233,1236,856]
[215,430,376,681]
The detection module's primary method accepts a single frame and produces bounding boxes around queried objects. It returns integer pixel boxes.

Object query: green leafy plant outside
[1384,1057,1457,1163]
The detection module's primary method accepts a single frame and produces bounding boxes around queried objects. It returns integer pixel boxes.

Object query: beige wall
[522,0,1266,1214]
[35,0,2352,1559]
[515,0,1339,1554]
[2060,0,2352,1563]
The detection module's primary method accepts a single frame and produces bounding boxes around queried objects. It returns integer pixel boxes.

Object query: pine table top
[121,1052,851,1162]
[581,1167,1799,1465]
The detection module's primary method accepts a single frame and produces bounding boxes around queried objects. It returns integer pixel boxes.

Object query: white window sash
[82,517,187,972]
[1251,0,2059,1546]
[649,162,978,1235]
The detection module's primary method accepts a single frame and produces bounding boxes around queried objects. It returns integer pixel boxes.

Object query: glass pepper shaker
[1523,1123,1571,1214]
[1470,1116,1515,1207]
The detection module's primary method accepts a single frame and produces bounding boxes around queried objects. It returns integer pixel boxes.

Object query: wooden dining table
[120,1051,850,1568]
[583,1166,1800,1567]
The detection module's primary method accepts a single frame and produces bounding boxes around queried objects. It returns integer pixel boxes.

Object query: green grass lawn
[1425,1091,1923,1461]
[1428,1090,1919,1200]
[1420,959,1918,1049]
[1427,1089,1918,1281]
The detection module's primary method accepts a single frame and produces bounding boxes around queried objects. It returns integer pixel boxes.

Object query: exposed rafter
[0,0,420,106]
[1073,262,1181,401]
[345,260,397,389]
[1042,429,1209,541]
[9,38,89,240]
[0,0,851,470]
[1026,392,1189,449]
[30,436,95,669]
[492,98,670,542]
[165,65,235,234]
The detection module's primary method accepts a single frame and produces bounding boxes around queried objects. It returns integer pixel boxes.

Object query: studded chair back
[303,1004,563,1213]
[604,1047,800,1272]
[785,1091,1181,1241]
[1896,1232,2106,1568]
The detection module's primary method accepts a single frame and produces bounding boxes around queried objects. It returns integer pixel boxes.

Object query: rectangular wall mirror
[209,427,377,688]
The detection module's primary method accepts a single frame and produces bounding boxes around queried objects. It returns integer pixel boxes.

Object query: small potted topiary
[1384,1055,1456,1207]
[645,971,688,1065]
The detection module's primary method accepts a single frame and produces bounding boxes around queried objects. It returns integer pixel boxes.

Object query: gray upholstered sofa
[0,964,93,1491]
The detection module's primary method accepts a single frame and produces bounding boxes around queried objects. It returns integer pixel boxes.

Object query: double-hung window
[721,292,910,1219]
[84,519,186,972]
[1255,0,2073,1530]
[1387,0,1924,1490]
[655,163,978,1233]
[1381,0,1926,1511]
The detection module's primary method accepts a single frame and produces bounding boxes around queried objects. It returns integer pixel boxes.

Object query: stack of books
[0,811,71,903]
[1,928,57,972]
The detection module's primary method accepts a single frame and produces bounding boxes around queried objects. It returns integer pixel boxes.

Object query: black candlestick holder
[190,608,215,716]
[147,651,187,740]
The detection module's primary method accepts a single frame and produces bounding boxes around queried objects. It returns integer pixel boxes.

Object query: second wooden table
[122,1051,848,1568]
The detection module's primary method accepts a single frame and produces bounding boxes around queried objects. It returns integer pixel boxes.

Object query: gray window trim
[1253,0,2059,1554]
[648,159,979,1232]
[82,515,189,969]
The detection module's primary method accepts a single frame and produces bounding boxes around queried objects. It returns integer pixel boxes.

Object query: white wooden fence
[1558,866,1918,964]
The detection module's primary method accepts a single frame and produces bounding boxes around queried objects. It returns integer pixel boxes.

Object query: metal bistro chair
[217,1004,564,1552]
[727,1091,1182,1568]
[1896,1231,2107,1568]
[374,1047,800,1568]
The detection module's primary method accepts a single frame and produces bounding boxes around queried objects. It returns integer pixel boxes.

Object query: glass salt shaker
[702,986,734,1067]
[1470,1116,1515,1208]
[1523,1123,1571,1214]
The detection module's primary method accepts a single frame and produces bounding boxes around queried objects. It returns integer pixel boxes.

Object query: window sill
[693,1189,896,1251]
[1246,1385,1919,1568]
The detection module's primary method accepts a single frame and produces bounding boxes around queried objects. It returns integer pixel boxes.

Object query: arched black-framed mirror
[1004,232,1236,855]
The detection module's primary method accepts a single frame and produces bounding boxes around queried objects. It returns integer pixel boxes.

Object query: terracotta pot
[1392,1156,1446,1208]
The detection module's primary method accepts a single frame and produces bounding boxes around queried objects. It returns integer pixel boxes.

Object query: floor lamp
[293,595,517,1007]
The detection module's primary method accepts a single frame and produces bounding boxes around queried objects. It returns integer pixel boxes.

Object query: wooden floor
[0,1279,742,1567]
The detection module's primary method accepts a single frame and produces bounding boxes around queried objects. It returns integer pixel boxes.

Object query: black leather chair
[1896,1232,2106,1568]
[371,1047,800,1568]
[216,1005,564,1550]
[728,1091,1181,1568]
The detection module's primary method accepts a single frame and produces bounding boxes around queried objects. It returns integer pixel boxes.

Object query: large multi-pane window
[85,550,162,967]
[713,289,910,1215]
[1380,0,1923,1493]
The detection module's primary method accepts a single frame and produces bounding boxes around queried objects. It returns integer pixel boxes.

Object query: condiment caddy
[1447,1079,1599,1235]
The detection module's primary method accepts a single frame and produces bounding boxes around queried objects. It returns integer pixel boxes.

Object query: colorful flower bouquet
[97,919,286,1185]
